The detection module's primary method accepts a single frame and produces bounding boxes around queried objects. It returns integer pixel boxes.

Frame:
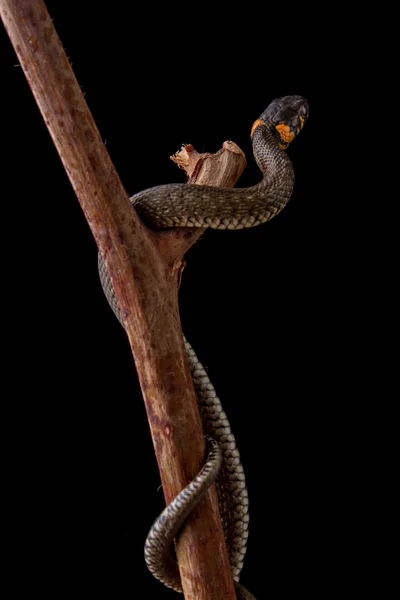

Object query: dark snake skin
[98,95,309,599]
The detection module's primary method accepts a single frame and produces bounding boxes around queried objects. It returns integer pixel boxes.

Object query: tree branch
[0,1,246,597]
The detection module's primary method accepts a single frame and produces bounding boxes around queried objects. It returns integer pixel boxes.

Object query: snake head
[253,95,309,149]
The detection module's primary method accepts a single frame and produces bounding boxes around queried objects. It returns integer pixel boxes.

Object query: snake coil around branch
[99,95,309,599]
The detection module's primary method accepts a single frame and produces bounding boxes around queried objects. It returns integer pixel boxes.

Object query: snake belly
[98,95,308,598]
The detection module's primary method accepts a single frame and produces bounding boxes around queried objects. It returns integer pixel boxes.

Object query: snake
[98,95,308,599]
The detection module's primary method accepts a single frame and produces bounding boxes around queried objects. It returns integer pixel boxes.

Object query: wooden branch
[171,140,247,186]
[0,2,246,598]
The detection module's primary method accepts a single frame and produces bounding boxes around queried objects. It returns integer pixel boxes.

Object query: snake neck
[251,122,293,184]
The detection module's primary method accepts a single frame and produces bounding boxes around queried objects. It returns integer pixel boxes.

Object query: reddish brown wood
[0,2,246,597]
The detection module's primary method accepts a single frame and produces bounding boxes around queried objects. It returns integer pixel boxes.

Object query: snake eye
[300,103,309,117]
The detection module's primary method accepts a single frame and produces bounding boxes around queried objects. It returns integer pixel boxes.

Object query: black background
[1,2,360,598]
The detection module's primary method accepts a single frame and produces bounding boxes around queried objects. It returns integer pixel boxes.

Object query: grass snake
[98,95,309,599]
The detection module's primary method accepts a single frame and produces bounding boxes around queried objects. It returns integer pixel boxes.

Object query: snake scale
[98,95,308,599]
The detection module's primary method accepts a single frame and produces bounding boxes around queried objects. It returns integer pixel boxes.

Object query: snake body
[98,95,308,599]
